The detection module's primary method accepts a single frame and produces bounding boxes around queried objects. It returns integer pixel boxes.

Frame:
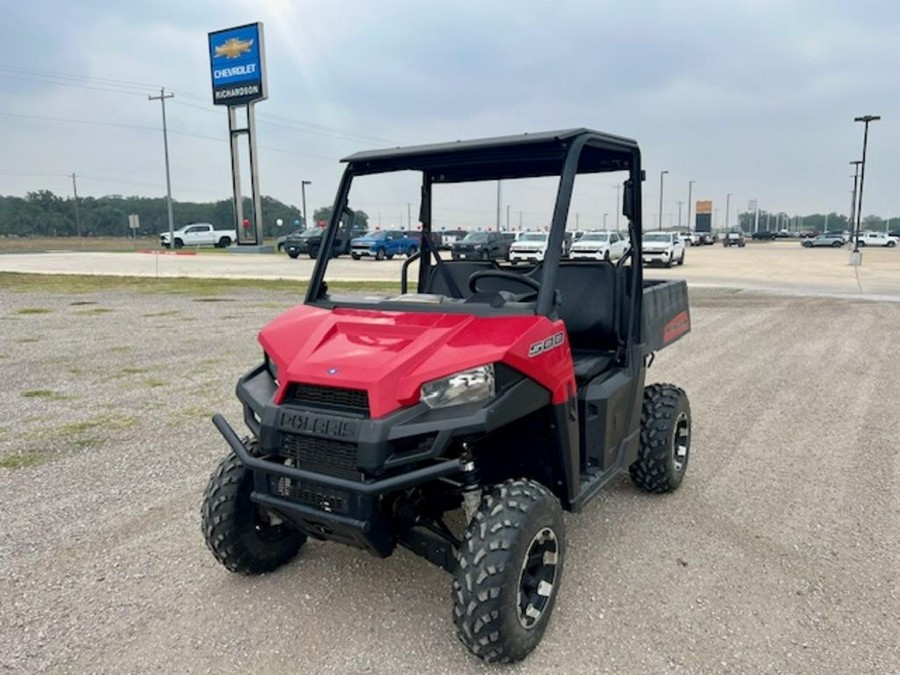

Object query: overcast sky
[1,0,897,229]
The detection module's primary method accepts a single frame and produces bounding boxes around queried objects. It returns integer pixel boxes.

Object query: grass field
[0,236,284,253]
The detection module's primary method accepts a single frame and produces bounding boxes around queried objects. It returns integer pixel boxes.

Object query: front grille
[270,475,350,514]
[280,433,359,480]
[285,384,370,415]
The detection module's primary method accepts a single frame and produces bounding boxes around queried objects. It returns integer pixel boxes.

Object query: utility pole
[615,184,621,231]
[300,180,311,229]
[725,193,732,232]
[71,173,81,238]
[495,181,502,232]
[849,161,862,239]
[687,180,694,232]
[658,170,668,231]
[148,88,175,250]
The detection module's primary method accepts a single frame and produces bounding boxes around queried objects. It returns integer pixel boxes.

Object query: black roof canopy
[341,128,639,183]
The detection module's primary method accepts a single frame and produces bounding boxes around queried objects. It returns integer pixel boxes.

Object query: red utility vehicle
[202,129,693,663]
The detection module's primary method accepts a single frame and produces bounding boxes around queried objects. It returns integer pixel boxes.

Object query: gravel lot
[1,282,898,674]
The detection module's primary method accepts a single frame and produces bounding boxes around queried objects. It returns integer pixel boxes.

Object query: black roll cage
[304,128,646,352]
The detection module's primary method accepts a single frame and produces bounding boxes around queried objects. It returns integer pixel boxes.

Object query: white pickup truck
[159,223,237,249]
[642,231,686,267]
[856,231,898,248]
[568,230,630,261]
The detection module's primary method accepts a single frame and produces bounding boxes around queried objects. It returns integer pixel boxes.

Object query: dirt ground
[0,282,898,674]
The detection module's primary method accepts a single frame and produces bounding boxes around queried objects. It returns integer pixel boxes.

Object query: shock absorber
[459,442,482,522]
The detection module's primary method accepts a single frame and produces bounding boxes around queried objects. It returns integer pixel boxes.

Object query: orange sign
[696,200,712,215]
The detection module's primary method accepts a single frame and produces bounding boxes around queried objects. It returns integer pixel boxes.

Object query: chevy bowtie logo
[214,37,254,59]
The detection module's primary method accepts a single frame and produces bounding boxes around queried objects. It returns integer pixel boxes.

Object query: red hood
[259,305,574,418]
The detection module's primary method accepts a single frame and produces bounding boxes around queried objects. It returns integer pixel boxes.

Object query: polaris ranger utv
[202,129,692,663]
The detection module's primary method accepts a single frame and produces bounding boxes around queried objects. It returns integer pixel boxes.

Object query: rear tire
[309,245,320,259]
[174,239,184,249]
[201,451,306,574]
[453,479,565,663]
[889,241,896,248]
[351,252,361,260]
[287,251,299,259]
[832,241,842,248]
[375,248,385,261]
[630,384,691,493]
[219,237,232,248]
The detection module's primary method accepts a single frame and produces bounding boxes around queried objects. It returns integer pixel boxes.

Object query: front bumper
[509,249,544,262]
[569,248,609,260]
[214,362,549,557]
[642,250,673,264]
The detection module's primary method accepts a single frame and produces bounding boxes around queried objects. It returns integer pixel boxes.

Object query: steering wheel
[468,269,541,301]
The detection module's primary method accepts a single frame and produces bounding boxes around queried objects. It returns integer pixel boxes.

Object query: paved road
[1,241,899,299]
[0,283,898,673]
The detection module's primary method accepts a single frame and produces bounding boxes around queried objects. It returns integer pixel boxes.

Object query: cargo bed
[642,279,690,352]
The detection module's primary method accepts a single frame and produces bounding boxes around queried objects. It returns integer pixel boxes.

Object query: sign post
[128,213,140,249]
[208,22,269,250]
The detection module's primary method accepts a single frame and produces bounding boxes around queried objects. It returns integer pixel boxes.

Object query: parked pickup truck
[159,223,236,249]
[642,231,686,267]
[283,223,368,259]
[350,230,420,260]
[451,231,515,260]
[508,231,571,263]
[856,231,898,248]
[568,230,629,261]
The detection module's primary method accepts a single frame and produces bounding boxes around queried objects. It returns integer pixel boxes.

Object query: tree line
[0,191,309,238]
[735,210,897,234]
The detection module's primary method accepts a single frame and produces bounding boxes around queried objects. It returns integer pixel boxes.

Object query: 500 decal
[528,332,565,357]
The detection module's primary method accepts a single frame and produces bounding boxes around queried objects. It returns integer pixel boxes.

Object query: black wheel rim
[673,411,690,472]
[517,527,559,629]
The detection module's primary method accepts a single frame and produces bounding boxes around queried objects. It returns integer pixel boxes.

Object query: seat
[571,350,616,382]
[424,261,495,298]
[552,262,621,382]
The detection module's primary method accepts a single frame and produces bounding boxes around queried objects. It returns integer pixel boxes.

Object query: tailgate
[642,279,690,352]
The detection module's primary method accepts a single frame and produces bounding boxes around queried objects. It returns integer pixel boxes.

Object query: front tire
[678,251,686,265]
[351,252,361,260]
[888,241,896,248]
[201,452,306,575]
[174,239,184,249]
[219,237,232,248]
[453,479,565,663]
[375,248,385,261]
[630,384,691,493]
[287,250,299,259]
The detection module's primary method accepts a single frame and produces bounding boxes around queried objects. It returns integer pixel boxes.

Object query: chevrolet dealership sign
[208,23,267,106]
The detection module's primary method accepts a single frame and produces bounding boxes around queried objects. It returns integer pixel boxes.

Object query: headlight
[264,352,279,384]
[421,365,495,409]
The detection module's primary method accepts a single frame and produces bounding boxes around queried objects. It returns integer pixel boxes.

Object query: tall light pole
[853,115,880,253]
[148,87,175,249]
[725,193,732,232]
[676,201,684,228]
[658,170,668,231]
[614,184,621,231]
[849,161,862,238]
[506,204,510,232]
[300,180,311,229]
[687,180,694,232]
